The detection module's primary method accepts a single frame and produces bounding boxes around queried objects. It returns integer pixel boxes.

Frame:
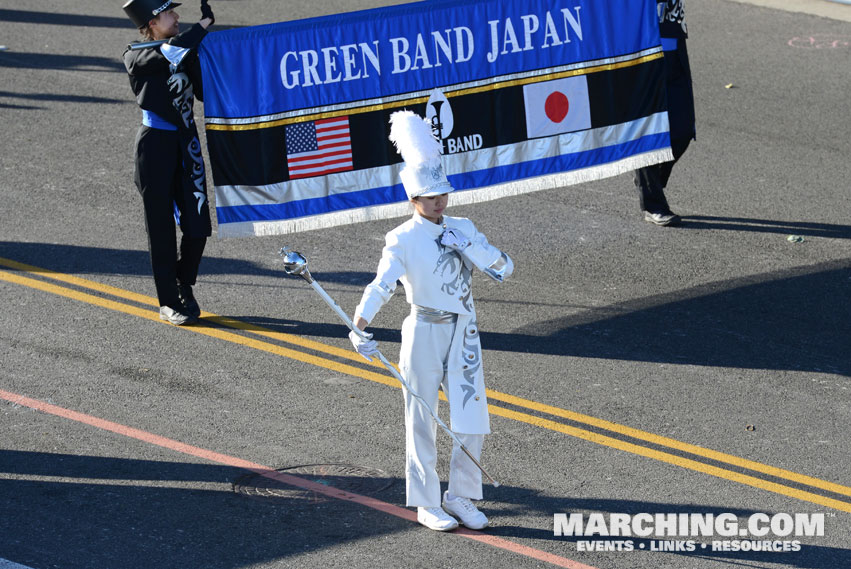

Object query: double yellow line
[2,255,851,513]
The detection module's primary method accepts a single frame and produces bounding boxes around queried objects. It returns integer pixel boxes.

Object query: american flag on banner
[285,117,353,180]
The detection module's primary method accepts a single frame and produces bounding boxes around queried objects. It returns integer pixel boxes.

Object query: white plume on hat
[388,110,453,200]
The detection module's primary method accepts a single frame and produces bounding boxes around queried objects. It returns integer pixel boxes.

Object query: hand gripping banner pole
[279,247,500,487]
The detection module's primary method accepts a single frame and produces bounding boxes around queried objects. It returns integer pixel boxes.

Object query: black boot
[177,283,201,318]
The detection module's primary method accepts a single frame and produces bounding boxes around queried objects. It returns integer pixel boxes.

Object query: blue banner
[199,0,673,237]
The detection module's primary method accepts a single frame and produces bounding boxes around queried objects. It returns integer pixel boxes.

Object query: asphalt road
[1,1,850,568]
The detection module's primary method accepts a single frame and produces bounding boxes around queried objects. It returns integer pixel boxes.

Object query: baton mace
[279,247,500,487]
[127,39,169,50]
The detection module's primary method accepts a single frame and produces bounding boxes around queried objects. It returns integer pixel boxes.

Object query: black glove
[200,0,215,25]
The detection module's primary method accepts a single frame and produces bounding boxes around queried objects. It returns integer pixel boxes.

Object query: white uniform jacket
[354,213,513,434]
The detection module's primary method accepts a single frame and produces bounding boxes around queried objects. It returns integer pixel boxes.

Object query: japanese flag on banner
[523,76,592,139]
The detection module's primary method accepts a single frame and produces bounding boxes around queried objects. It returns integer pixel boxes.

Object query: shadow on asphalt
[2,241,849,376]
[0,51,126,72]
[235,259,851,377]
[0,450,846,568]
[496,257,851,376]
[0,15,246,77]
[0,450,409,568]
[0,241,374,286]
[0,9,247,31]
[0,102,41,111]
[0,9,131,28]
[0,90,125,106]
[0,52,127,72]
[679,216,851,239]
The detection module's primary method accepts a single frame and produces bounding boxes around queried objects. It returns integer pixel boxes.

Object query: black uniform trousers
[134,125,207,309]
[634,40,696,214]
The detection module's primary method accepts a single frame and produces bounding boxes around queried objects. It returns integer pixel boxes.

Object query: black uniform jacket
[123,23,207,125]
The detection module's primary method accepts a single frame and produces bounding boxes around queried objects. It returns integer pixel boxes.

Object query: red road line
[0,389,598,569]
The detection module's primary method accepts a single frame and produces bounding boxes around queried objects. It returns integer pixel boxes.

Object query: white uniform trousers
[400,313,485,508]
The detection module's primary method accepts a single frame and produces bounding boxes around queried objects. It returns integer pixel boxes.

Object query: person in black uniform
[634,0,695,227]
[122,0,215,324]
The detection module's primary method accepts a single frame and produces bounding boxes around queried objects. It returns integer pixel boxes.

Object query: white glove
[349,330,379,362]
[440,228,471,251]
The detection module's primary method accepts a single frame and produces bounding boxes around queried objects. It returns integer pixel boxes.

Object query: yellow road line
[3,260,851,511]
[0,268,400,388]
[486,390,851,500]
[490,406,851,513]
[0,257,378,368]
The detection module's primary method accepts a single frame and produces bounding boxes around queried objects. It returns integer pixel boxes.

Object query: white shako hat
[123,0,182,29]
[388,110,454,200]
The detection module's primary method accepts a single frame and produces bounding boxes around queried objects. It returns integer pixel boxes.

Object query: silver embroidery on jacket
[460,321,481,408]
[658,0,687,35]
[432,237,473,312]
